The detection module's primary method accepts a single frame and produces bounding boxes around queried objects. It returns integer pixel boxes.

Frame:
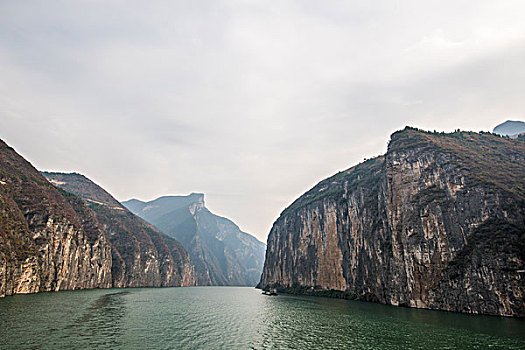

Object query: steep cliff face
[259,128,525,317]
[0,140,112,297]
[123,194,266,286]
[0,138,195,298]
[42,172,195,288]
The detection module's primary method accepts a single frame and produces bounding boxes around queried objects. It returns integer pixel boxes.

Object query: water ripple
[0,287,524,349]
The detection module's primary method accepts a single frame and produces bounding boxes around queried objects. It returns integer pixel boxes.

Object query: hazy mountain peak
[123,194,266,286]
[493,120,525,137]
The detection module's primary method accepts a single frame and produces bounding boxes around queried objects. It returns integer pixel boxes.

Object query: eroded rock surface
[259,128,525,317]
[0,139,195,298]
[42,172,196,288]
[0,140,112,297]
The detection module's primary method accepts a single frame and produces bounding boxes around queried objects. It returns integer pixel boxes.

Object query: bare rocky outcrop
[259,128,525,317]
[42,172,196,289]
[0,139,195,298]
[0,140,112,297]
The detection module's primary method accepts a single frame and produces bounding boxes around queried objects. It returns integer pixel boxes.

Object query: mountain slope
[123,194,266,286]
[42,172,195,288]
[0,140,112,297]
[259,127,525,317]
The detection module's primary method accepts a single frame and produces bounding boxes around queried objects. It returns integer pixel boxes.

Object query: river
[1,286,523,349]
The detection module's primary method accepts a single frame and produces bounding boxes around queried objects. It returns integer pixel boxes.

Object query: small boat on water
[262,289,278,296]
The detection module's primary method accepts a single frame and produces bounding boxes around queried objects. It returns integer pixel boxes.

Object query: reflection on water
[0,289,128,349]
[64,291,128,348]
[255,295,525,349]
[0,287,524,349]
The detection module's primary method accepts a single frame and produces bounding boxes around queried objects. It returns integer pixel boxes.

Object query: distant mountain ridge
[493,120,525,137]
[123,194,266,286]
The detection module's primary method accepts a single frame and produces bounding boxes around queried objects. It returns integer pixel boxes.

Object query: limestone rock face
[42,172,196,288]
[259,128,525,317]
[0,140,112,297]
[0,138,195,298]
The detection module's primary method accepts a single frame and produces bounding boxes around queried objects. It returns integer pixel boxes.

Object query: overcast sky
[1,1,524,242]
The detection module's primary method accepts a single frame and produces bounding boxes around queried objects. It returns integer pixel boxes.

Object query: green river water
[0,286,523,349]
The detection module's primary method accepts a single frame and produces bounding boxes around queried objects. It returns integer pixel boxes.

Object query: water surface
[1,287,524,349]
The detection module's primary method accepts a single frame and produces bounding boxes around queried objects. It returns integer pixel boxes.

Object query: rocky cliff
[0,138,195,298]
[259,128,525,317]
[42,172,195,288]
[0,140,112,297]
[123,194,266,286]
